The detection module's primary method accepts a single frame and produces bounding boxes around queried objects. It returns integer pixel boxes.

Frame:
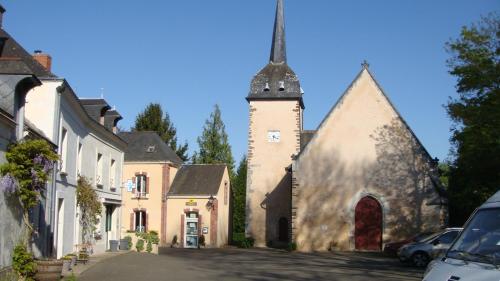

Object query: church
[245,0,448,252]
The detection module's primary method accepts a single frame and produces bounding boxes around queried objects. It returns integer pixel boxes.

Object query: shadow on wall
[295,118,444,251]
[369,118,443,239]
[262,172,291,247]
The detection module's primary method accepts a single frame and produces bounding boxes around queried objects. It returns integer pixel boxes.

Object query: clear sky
[3,0,498,163]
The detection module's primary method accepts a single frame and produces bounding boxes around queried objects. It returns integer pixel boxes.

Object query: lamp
[206,195,215,210]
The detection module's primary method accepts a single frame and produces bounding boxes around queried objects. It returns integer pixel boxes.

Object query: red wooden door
[355,196,382,251]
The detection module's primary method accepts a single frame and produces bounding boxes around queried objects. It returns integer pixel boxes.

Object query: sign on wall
[202,227,208,234]
[186,199,197,206]
[126,179,135,192]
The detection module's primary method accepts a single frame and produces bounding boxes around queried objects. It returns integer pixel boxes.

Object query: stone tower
[245,0,304,247]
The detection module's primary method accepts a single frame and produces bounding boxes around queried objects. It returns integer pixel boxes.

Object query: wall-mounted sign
[202,227,208,234]
[185,199,197,206]
[126,180,135,192]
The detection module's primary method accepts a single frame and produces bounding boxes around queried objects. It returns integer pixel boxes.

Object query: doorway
[105,205,115,250]
[354,196,382,251]
[56,198,65,258]
[185,212,198,248]
[278,217,288,242]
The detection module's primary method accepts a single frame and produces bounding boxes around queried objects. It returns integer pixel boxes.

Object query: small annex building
[166,164,231,248]
[245,0,448,252]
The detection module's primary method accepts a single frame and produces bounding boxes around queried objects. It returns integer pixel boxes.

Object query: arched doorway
[278,217,288,242]
[355,196,382,251]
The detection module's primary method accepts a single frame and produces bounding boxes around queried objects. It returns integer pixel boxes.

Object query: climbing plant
[77,176,102,244]
[0,139,58,279]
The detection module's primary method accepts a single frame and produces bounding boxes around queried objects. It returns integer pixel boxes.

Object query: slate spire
[270,0,286,64]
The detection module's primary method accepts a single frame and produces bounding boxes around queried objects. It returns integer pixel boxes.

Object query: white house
[25,66,126,256]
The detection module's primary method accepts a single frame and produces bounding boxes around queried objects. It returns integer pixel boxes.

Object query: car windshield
[447,208,500,265]
[420,232,442,243]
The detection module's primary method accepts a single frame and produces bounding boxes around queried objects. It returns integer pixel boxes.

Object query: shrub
[171,235,178,248]
[146,242,153,253]
[232,234,255,249]
[287,242,297,252]
[124,235,132,249]
[136,239,144,252]
[12,244,36,281]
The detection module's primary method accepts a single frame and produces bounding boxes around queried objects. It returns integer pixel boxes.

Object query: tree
[133,103,189,161]
[445,13,500,225]
[193,104,235,175]
[232,156,247,234]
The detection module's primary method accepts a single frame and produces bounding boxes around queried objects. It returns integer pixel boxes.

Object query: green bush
[136,239,144,252]
[287,242,297,252]
[64,273,77,281]
[12,244,36,281]
[146,242,153,253]
[232,233,254,249]
[124,235,132,249]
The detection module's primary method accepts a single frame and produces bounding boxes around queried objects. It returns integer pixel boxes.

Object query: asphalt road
[79,248,424,281]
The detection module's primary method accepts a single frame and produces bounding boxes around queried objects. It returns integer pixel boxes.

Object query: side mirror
[432,239,440,246]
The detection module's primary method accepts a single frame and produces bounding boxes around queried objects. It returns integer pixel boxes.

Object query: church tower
[245,0,304,247]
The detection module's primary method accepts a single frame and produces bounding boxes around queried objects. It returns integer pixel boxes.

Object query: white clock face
[267,130,280,143]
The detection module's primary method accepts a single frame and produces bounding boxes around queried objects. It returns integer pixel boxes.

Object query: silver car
[398,228,463,267]
[423,191,500,281]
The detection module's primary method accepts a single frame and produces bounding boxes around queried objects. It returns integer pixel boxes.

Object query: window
[60,128,68,173]
[96,153,103,187]
[76,142,82,176]
[135,174,148,196]
[110,159,116,190]
[134,210,147,232]
[438,230,460,244]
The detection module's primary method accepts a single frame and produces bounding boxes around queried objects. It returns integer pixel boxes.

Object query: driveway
[79,248,424,281]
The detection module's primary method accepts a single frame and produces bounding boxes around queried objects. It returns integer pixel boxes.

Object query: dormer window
[279,81,285,91]
[264,83,270,92]
[146,146,155,153]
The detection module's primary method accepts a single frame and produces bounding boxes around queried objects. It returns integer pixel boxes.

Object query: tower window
[264,83,270,92]
[279,81,285,91]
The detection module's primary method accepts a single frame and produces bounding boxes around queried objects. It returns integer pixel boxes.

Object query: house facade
[0,5,57,273]
[119,131,182,245]
[245,0,447,251]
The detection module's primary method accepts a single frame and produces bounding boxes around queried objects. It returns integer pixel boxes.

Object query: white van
[423,190,500,281]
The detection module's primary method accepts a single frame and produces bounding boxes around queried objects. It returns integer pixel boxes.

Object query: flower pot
[34,259,63,281]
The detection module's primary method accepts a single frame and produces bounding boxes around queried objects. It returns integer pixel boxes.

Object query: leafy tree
[232,156,247,234]
[193,104,235,175]
[445,13,500,225]
[134,103,189,161]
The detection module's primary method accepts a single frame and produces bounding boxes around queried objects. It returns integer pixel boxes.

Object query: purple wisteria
[33,154,54,173]
[0,174,17,193]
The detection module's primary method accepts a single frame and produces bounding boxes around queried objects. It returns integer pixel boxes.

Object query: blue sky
[3,0,498,163]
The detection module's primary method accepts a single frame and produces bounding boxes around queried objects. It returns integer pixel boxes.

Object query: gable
[297,67,434,166]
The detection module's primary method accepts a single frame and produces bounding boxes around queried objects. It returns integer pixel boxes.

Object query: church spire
[270,0,286,64]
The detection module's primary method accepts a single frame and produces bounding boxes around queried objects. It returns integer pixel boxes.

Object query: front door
[105,205,114,250]
[355,196,382,251]
[185,213,198,248]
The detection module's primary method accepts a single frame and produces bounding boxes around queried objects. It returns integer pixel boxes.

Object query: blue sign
[126,180,135,192]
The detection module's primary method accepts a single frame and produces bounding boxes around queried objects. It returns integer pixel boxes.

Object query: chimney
[0,5,5,28]
[33,50,52,72]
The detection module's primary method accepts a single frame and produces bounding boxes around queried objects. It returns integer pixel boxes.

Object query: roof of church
[118,131,183,165]
[168,164,227,196]
[247,0,303,107]
[0,28,56,78]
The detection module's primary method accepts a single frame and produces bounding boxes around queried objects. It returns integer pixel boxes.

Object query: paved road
[79,248,424,281]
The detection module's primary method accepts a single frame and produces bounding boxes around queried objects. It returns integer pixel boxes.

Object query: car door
[431,230,460,257]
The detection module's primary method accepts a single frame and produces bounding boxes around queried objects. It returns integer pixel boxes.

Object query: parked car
[398,228,463,267]
[423,191,500,281]
[384,232,434,255]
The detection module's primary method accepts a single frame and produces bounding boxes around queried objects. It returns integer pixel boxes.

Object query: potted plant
[0,139,59,281]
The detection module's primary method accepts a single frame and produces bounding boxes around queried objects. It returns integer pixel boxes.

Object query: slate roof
[79,98,111,122]
[104,110,122,131]
[118,131,182,165]
[0,28,56,77]
[247,0,303,107]
[168,164,227,196]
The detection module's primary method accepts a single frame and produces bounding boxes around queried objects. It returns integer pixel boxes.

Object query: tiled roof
[118,131,183,165]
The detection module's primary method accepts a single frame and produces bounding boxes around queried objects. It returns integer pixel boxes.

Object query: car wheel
[411,252,429,267]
